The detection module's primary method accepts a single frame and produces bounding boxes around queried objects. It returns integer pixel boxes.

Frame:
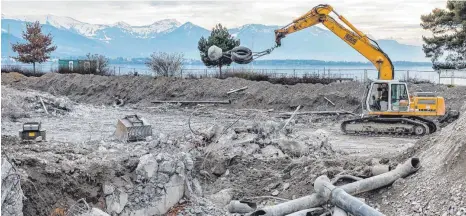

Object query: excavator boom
[274,4,394,80]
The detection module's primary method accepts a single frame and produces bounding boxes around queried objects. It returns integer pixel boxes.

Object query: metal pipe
[314,175,384,216]
[333,207,348,216]
[371,164,390,176]
[284,208,324,216]
[247,158,420,216]
[227,200,257,213]
[340,158,420,194]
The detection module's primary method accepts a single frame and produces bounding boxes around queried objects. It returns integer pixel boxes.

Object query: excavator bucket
[115,115,152,142]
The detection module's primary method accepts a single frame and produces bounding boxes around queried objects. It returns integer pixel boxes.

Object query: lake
[2,61,465,85]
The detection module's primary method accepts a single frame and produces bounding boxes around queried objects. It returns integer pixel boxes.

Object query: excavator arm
[274,4,394,80]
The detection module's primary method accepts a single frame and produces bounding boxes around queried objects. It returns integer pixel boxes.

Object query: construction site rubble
[1,73,465,216]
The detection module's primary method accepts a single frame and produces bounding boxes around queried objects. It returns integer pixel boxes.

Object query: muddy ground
[1,72,465,216]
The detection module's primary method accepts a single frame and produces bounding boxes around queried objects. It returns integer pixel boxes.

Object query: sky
[1,0,448,46]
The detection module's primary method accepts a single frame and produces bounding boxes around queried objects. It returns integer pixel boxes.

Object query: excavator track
[341,116,438,137]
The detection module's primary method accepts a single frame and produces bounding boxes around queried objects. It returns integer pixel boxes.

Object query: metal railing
[2,63,466,85]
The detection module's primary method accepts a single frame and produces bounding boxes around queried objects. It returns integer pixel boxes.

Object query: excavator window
[391,84,408,111]
[369,83,386,111]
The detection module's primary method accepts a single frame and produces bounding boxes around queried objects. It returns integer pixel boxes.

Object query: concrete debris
[1,158,24,216]
[211,162,227,176]
[1,74,465,216]
[106,188,128,214]
[283,183,290,191]
[103,183,115,195]
[261,145,285,158]
[158,160,176,174]
[227,200,257,213]
[123,152,193,215]
[277,138,308,157]
[209,188,234,208]
[78,208,110,216]
[135,153,158,180]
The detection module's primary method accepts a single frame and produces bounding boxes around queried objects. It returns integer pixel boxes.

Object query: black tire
[231,46,253,64]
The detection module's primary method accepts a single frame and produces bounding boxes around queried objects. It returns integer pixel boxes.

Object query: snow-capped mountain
[4,14,106,37]
[2,14,181,39]
[1,14,428,61]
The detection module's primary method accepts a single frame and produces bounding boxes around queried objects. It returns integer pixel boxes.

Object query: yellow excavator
[274,4,459,136]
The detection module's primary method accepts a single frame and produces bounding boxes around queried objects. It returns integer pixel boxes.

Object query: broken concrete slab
[127,174,185,215]
[103,183,115,195]
[261,145,285,158]
[106,188,128,214]
[135,154,158,180]
[78,208,110,216]
[210,188,234,208]
[158,160,176,174]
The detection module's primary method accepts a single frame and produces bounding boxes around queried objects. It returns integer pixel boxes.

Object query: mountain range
[1,14,429,62]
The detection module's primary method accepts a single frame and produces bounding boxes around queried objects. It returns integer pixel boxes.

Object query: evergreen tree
[421,1,466,69]
[198,24,240,77]
[12,21,57,73]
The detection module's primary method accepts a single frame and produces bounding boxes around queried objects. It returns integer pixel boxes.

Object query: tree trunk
[33,62,36,74]
[219,64,222,79]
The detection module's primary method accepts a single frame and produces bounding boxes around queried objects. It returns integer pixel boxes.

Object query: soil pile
[4,72,466,113]
[373,102,466,215]
[1,73,366,112]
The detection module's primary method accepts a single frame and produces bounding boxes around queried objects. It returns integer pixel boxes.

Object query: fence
[2,63,466,85]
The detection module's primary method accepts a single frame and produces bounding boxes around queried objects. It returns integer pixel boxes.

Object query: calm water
[3,61,465,85]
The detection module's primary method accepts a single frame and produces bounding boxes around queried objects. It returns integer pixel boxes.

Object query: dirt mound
[1,86,74,121]
[1,72,27,83]
[373,102,466,215]
[1,73,365,112]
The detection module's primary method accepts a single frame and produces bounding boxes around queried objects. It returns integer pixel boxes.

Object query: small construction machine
[115,115,152,142]
[274,4,459,136]
[19,122,46,141]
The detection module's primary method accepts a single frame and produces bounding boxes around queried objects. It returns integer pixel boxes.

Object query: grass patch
[209,70,349,85]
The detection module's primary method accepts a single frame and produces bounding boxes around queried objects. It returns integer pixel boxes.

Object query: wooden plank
[151,100,231,104]
[39,97,49,114]
[281,105,301,131]
[227,86,248,95]
[279,110,355,116]
[324,97,336,106]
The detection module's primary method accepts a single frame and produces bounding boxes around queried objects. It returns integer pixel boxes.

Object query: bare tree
[11,21,57,73]
[146,52,184,77]
[86,53,109,75]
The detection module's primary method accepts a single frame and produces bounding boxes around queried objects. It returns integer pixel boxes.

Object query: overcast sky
[2,0,448,45]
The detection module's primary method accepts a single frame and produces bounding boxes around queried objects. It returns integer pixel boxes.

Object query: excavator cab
[366,81,410,113]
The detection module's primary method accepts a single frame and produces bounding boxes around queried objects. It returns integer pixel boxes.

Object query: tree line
[8,1,466,76]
